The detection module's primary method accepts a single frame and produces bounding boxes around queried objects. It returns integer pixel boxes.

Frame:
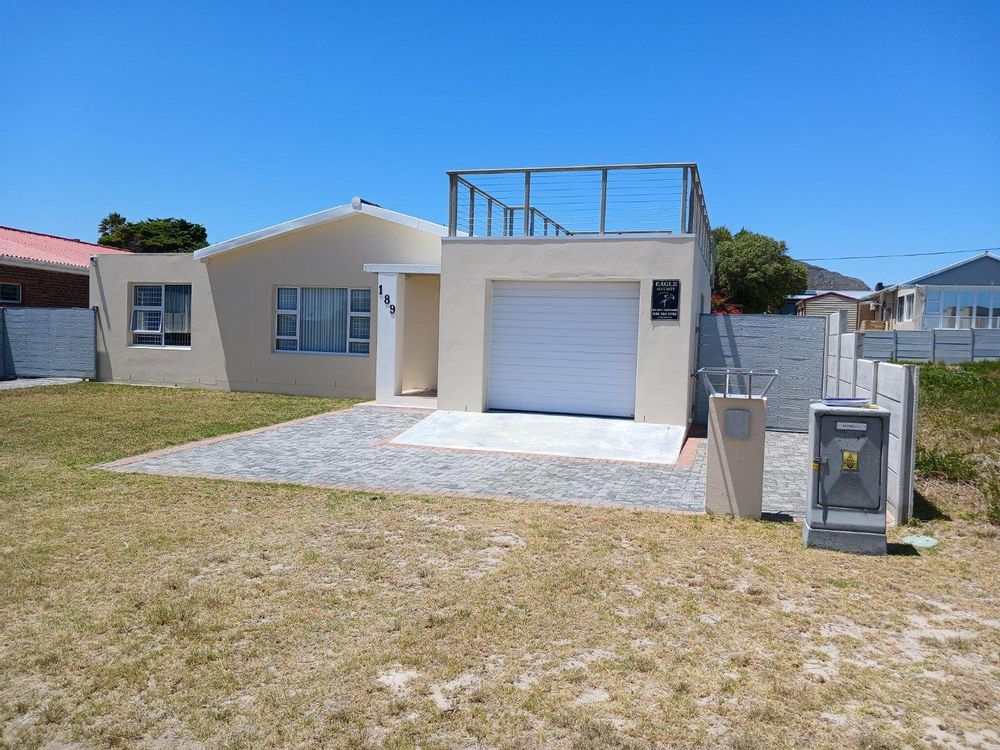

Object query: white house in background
[90,163,714,430]
[866,251,1000,330]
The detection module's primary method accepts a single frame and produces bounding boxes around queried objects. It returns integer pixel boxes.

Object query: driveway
[0,377,82,391]
[103,405,809,518]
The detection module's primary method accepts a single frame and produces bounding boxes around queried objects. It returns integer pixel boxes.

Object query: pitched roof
[901,250,1000,285]
[193,198,447,262]
[0,225,130,270]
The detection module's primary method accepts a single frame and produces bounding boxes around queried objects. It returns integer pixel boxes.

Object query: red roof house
[0,226,129,308]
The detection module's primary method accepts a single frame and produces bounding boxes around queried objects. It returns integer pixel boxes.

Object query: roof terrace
[446,162,714,270]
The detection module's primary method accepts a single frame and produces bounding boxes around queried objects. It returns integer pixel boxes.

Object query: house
[90,163,714,427]
[1,226,129,307]
[793,290,874,331]
[866,251,1000,330]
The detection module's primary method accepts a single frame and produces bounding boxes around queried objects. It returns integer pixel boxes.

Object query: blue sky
[2,0,997,287]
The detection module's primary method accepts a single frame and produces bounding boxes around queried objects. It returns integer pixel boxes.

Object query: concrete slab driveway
[103,405,809,518]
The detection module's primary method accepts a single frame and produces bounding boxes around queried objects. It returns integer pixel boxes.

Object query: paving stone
[111,406,808,518]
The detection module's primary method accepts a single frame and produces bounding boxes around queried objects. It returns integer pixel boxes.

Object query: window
[923,288,1000,329]
[0,282,21,304]
[896,293,914,322]
[130,284,192,346]
[274,287,370,355]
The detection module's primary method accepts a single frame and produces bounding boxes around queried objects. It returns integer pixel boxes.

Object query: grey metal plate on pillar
[723,408,751,440]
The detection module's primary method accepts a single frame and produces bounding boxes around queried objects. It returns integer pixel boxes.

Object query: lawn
[914,361,1000,525]
[1,383,998,750]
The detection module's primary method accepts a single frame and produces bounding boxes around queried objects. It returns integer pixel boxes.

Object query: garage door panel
[488,281,639,418]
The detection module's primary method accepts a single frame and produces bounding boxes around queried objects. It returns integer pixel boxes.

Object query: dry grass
[1,383,999,749]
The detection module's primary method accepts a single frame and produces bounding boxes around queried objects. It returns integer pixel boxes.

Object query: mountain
[801,263,870,291]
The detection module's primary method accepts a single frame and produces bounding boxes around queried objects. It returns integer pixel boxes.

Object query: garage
[487,281,640,418]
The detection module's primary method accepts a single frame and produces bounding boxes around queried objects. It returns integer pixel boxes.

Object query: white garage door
[488,281,640,418]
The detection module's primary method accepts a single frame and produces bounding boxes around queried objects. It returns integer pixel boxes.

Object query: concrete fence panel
[695,314,827,432]
[0,307,96,379]
[857,328,1000,364]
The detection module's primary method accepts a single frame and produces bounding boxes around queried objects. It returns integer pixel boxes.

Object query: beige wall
[436,235,711,425]
[400,274,440,392]
[91,213,442,397]
[91,253,227,388]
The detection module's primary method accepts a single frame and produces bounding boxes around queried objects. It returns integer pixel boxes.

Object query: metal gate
[694,314,826,432]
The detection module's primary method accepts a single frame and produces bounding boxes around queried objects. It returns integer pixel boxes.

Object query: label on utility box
[836,421,868,432]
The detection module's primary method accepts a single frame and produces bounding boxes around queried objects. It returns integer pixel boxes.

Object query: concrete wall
[0,263,90,308]
[1,306,96,378]
[695,314,827,432]
[400,274,440,392]
[91,213,442,397]
[437,235,710,425]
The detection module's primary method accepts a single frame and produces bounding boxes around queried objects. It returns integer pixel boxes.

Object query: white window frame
[273,286,371,356]
[921,285,1000,330]
[129,283,192,348]
[900,292,914,322]
[0,282,22,304]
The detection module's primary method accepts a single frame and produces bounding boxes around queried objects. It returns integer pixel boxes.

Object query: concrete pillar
[705,395,767,519]
[375,272,406,402]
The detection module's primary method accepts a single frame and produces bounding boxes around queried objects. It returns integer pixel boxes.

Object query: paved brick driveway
[103,405,809,518]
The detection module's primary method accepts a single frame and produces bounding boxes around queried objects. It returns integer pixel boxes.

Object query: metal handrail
[697,367,779,399]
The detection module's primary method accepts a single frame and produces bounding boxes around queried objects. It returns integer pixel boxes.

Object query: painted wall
[917,255,1000,286]
[91,253,227,388]
[91,213,443,397]
[400,273,440,392]
[436,235,710,425]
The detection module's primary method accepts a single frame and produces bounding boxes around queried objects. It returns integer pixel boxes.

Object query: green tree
[712,227,807,313]
[97,214,208,253]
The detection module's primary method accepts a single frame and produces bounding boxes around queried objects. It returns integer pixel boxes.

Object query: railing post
[467,184,475,237]
[599,168,608,235]
[687,170,696,234]
[487,199,493,237]
[523,171,531,237]
[680,167,688,235]
[448,175,458,237]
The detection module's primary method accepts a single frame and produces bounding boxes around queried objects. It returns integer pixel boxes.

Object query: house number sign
[651,279,680,321]
[378,284,396,316]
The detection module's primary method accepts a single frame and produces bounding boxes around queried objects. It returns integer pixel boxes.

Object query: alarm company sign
[651,279,681,321]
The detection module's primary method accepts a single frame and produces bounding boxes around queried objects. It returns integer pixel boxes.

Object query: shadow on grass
[887,542,920,556]
[912,489,951,522]
[760,512,795,524]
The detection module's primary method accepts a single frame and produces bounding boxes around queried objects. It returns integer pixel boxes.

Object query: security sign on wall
[651,279,681,321]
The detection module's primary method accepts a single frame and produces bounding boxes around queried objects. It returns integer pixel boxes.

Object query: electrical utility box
[803,402,890,555]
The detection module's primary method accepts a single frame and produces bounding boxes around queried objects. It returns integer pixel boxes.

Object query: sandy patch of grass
[0,383,998,749]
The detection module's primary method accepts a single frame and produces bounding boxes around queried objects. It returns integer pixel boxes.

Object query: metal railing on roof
[446,163,714,271]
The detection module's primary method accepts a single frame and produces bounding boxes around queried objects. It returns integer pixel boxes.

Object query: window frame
[896,292,914,322]
[273,286,371,356]
[921,286,1000,330]
[0,282,22,304]
[129,283,193,348]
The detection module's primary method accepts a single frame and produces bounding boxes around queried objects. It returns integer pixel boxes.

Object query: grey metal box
[803,402,890,554]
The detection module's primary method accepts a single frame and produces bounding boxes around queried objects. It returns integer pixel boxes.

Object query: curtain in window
[164,285,192,333]
[300,287,347,352]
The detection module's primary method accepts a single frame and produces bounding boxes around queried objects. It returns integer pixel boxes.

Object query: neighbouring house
[793,290,874,331]
[90,163,714,427]
[1,226,129,308]
[866,251,1000,330]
